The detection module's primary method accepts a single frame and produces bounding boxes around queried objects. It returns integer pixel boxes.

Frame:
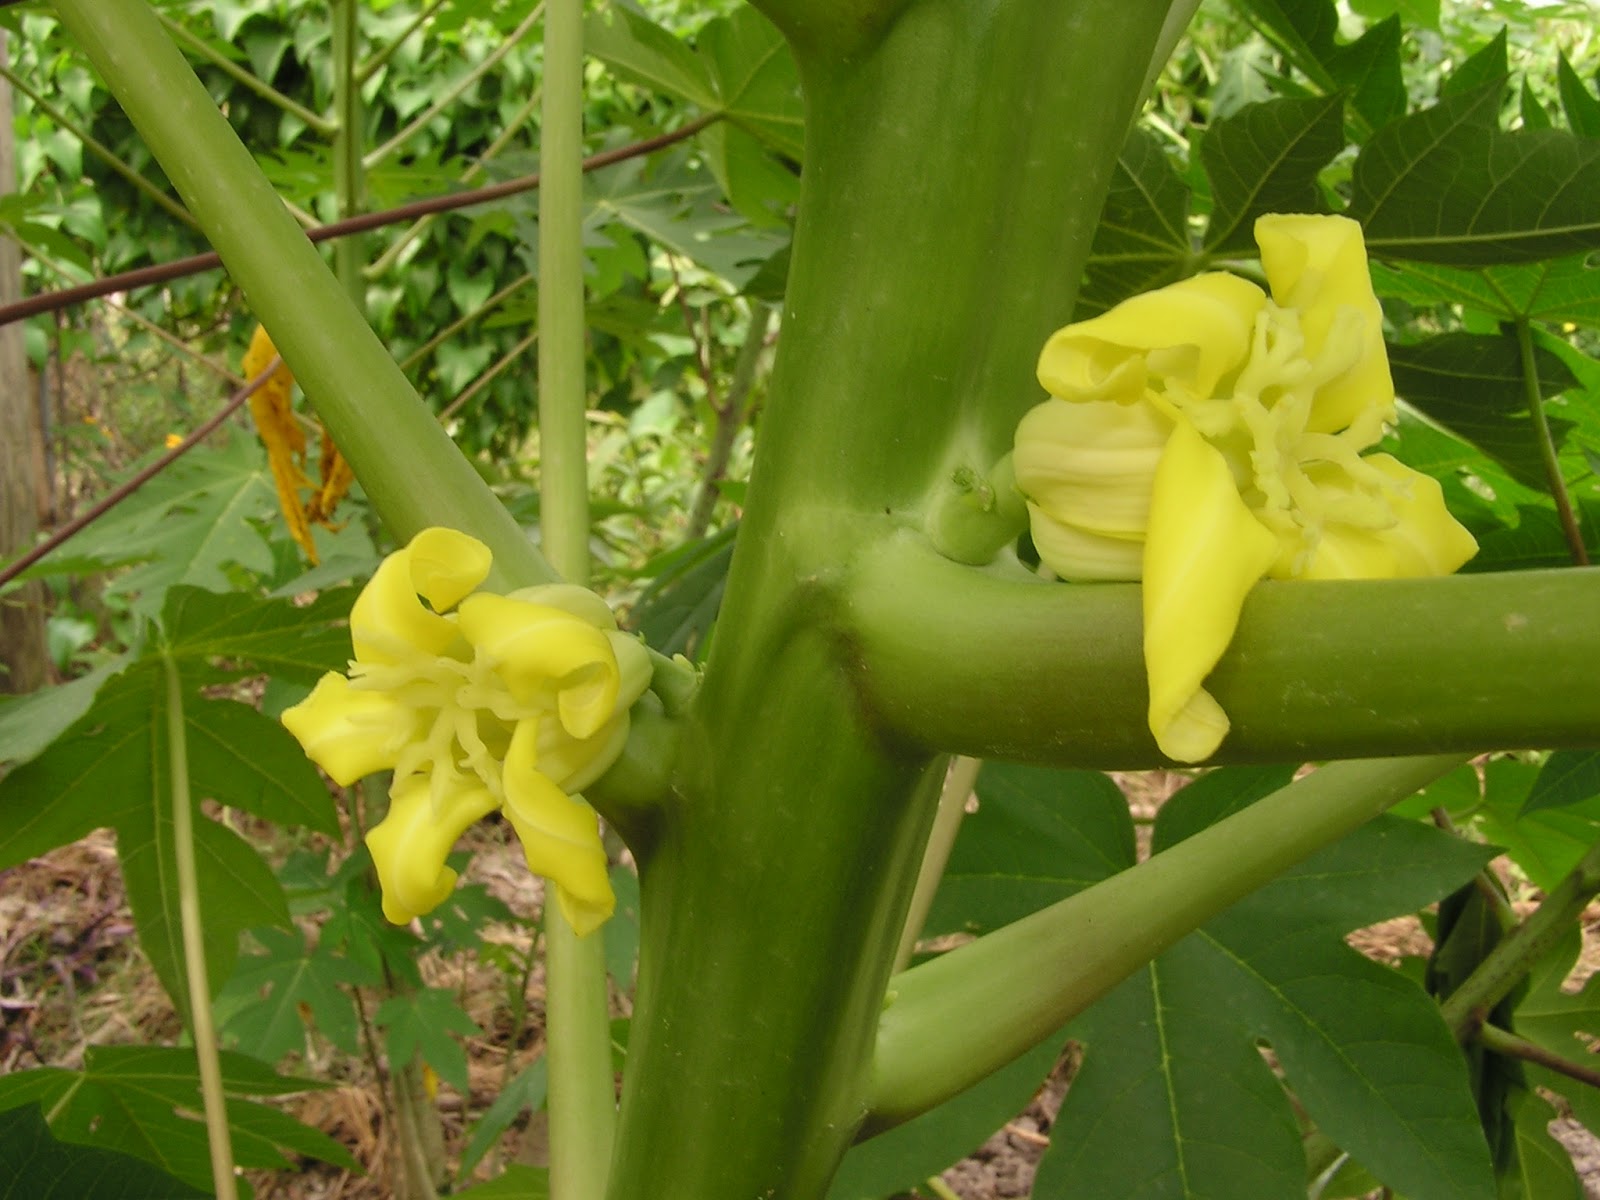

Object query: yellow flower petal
[1255,214,1392,437]
[508,583,620,630]
[456,594,620,739]
[1142,419,1279,762]
[536,710,633,792]
[501,720,615,936]
[365,774,498,925]
[1299,454,1478,580]
[1037,272,1264,405]
[1013,397,1170,540]
[407,527,493,612]
[350,546,460,664]
[1024,502,1146,581]
[280,672,419,785]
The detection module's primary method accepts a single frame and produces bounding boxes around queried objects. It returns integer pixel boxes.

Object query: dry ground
[2,774,1597,1200]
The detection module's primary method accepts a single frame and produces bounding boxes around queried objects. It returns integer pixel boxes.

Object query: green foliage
[0,1104,210,1200]
[1524,749,1600,814]
[923,764,1496,1200]
[0,1047,357,1194]
[217,925,371,1061]
[9,0,1600,1196]
[375,988,483,1099]
[453,1163,552,1199]
[0,585,347,1019]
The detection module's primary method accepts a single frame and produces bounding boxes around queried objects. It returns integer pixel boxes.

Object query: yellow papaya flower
[1014,213,1477,763]
[282,527,651,933]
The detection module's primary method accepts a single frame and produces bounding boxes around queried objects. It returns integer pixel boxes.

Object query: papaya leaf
[0,1104,209,1200]
[1523,749,1600,815]
[1232,0,1403,128]
[921,763,1133,939]
[1372,254,1600,330]
[1556,53,1600,139]
[1201,93,1344,253]
[62,434,279,615]
[629,522,737,661]
[217,926,372,1061]
[453,1165,551,1199]
[375,988,482,1098]
[1386,331,1578,492]
[1510,930,1600,1133]
[1077,128,1193,318]
[1440,29,1507,99]
[0,1047,356,1194]
[458,1059,548,1181]
[0,652,133,770]
[1034,767,1496,1200]
[1352,77,1600,266]
[582,4,717,111]
[1520,81,1552,133]
[586,152,788,288]
[698,7,804,160]
[828,1036,1064,1200]
[1501,1086,1585,1200]
[1470,499,1600,572]
[698,119,800,226]
[0,587,345,1020]
[829,762,1131,1200]
[1473,759,1600,894]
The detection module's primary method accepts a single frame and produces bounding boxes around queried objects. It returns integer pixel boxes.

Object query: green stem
[892,755,977,972]
[363,4,544,170]
[537,0,587,585]
[157,11,335,135]
[1440,836,1600,1039]
[1476,1022,1600,1092]
[683,300,772,542]
[1516,318,1589,565]
[544,905,616,1200]
[847,536,1600,767]
[54,0,556,588]
[162,654,239,1200]
[330,0,366,309]
[607,4,1170,1196]
[538,2,614,1197]
[0,59,197,227]
[866,753,1467,1129]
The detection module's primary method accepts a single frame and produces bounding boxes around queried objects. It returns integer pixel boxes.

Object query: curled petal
[456,594,620,738]
[366,774,498,925]
[1255,214,1392,436]
[1143,419,1279,762]
[1037,273,1264,405]
[502,720,615,935]
[508,583,620,630]
[280,672,419,785]
[537,711,633,792]
[1025,503,1145,581]
[351,546,459,663]
[1299,454,1478,580]
[407,527,493,612]
[1013,397,1170,540]
[607,630,654,710]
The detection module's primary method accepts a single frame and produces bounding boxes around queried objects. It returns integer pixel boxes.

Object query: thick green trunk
[607,3,1168,1196]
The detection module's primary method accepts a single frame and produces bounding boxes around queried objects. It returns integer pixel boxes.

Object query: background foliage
[2,0,1599,1197]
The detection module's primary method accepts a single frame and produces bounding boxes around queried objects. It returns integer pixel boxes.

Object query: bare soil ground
[2,776,1598,1200]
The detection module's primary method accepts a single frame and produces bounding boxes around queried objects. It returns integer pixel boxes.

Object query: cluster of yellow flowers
[282,528,650,934]
[1014,214,1477,763]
